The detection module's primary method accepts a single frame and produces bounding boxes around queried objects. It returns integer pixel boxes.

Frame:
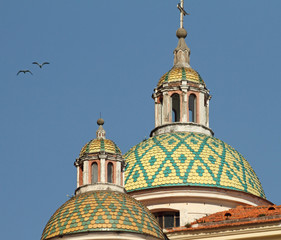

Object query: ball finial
[176,28,187,39]
[97,118,104,126]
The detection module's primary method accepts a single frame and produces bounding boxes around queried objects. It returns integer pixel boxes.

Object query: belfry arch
[172,93,180,122]
[188,93,197,122]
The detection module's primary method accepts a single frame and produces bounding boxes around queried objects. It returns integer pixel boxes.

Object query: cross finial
[177,0,189,28]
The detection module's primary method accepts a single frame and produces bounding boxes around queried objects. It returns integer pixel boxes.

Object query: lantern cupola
[74,118,125,194]
[151,2,212,137]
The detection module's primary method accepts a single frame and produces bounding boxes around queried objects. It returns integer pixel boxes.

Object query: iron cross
[177,0,189,28]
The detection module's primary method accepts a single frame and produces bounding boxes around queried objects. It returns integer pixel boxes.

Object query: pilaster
[154,100,158,127]
[199,92,205,125]
[163,92,170,124]
[116,161,121,185]
[99,155,106,183]
[206,98,210,127]
[181,85,188,122]
[83,161,89,184]
[76,166,80,188]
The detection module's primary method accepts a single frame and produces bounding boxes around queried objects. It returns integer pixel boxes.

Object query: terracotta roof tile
[166,205,281,233]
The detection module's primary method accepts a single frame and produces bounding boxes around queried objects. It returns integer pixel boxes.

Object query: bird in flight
[32,62,50,68]
[17,70,33,75]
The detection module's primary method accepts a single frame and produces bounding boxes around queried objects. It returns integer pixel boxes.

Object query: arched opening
[91,162,98,184]
[172,94,180,122]
[189,94,197,122]
[153,211,180,229]
[107,162,113,183]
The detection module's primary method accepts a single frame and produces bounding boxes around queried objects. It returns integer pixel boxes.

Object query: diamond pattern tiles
[41,191,164,240]
[157,67,205,87]
[79,139,121,157]
[124,132,265,198]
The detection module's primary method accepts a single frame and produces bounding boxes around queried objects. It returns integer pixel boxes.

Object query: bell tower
[151,0,213,137]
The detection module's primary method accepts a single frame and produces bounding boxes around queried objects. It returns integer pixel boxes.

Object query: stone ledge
[75,183,126,195]
[150,122,214,137]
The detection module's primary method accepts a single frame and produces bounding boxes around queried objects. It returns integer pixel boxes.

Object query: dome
[41,191,165,240]
[124,132,265,199]
[79,138,121,157]
[157,67,205,87]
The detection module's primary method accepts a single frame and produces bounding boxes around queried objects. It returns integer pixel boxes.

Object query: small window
[91,162,98,184]
[154,211,180,229]
[189,94,197,122]
[224,212,232,217]
[107,162,113,183]
[172,94,180,122]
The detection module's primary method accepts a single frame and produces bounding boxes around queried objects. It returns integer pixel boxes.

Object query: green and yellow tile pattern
[80,139,121,157]
[124,132,265,198]
[41,191,164,240]
[158,67,205,87]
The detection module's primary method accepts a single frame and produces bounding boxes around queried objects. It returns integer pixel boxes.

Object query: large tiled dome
[157,67,205,87]
[124,132,265,198]
[41,191,164,240]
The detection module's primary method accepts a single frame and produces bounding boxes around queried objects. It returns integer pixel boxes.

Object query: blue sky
[1,1,281,239]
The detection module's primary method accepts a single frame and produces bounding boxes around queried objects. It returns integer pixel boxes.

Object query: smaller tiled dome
[158,67,204,87]
[79,139,121,157]
[41,191,164,240]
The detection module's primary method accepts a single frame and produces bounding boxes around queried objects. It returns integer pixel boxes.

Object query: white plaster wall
[130,187,271,226]
[148,201,237,226]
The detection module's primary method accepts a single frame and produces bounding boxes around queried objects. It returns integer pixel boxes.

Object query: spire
[96,118,106,139]
[174,0,191,68]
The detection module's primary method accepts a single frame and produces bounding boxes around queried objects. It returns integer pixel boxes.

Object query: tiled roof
[124,132,265,198]
[157,67,205,87]
[79,139,121,157]
[166,205,281,233]
[41,191,164,240]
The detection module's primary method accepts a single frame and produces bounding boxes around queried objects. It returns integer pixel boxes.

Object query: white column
[182,90,188,122]
[100,158,105,183]
[155,100,159,127]
[76,166,80,188]
[83,161,89,185]
[157,103,162,126]
[199,92,205,125]
[206,99,210,127]
[122,167,125,187]
[163,92,170,124]
[116,161,121,185]
[155,102,163,127]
